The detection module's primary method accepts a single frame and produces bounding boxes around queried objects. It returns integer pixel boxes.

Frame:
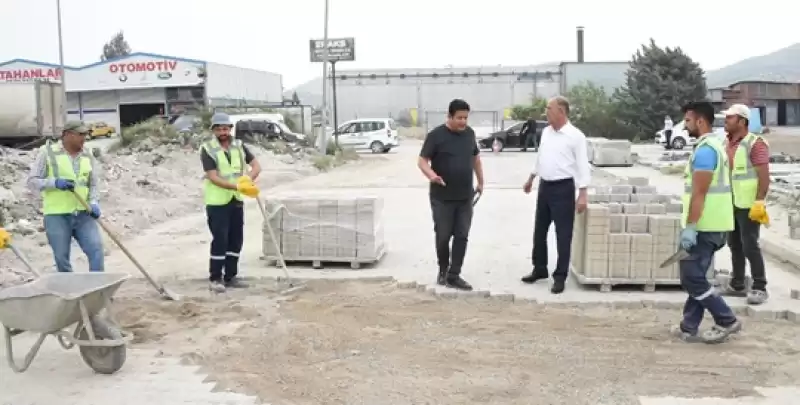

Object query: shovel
[659,248,689,268]
[472,189,482,207]
[255,197,305,294]
[72,192,181,301]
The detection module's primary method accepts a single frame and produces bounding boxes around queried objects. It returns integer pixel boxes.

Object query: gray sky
[2,0,798,89]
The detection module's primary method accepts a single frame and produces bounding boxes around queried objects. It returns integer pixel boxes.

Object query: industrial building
[323,27,629,130]
[0,52,283,131]
[709,81,800,126]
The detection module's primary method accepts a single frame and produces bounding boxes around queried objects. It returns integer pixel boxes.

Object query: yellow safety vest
[201,138,245,206]
[730,133,768,208]
[682,136,734,232]
[41,141,93,215]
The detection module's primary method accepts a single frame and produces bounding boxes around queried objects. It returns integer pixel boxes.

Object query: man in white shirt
[664,115,674,149]
[521,96,591,294]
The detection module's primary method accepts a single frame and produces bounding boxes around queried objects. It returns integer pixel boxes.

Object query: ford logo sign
[157,72,172,80]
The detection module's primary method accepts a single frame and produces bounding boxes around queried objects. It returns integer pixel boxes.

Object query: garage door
[80,91,120,131]
[119,88,165,104]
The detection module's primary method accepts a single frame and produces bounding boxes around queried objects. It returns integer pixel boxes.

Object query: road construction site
[3,135,800,404]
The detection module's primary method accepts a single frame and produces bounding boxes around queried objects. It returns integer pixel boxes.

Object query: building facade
[709,81,800,126]
[0,52,283,131]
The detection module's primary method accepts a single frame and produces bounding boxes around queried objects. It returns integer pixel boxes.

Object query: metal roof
[0,52,207,70]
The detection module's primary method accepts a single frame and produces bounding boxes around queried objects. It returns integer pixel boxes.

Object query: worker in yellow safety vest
[200,113,261,293]
[674,101,741,344]
[25,121,105,273]
[720,104,771,305]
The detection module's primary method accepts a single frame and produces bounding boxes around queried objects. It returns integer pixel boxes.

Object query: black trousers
[664,129,673,149]
[430,196,473,277]
[728,207,767,291]
[532,178,576,280]
[206,199,245,282]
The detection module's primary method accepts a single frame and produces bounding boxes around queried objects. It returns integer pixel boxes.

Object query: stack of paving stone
[261,195,386,266]
[586,138,634,167]
[571,177,686,291]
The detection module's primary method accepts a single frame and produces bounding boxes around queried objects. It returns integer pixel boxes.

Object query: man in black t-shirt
[417,99,485,291]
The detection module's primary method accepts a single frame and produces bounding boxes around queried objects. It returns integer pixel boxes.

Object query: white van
[333,118,400,153]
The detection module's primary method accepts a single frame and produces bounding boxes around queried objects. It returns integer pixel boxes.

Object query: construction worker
[26,121,104,273]
[674,101,741,344]
[721,104,770,305]
[200,112,261,293]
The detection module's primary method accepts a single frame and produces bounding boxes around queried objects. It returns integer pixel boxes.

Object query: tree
[566,82,637,140]
[510,97,547,120]
[613,39,707,138]
[101,31,132,61]
[292,91,301,105]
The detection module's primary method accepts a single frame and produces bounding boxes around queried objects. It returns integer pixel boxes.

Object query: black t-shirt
[200,144,256,172]
[419,124,479,201]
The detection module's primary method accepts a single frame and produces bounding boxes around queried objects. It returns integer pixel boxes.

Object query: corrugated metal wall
[560,62,629,94]
[205,62,283,105]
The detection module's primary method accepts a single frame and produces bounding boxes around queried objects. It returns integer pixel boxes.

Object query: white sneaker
[208,280,226,293]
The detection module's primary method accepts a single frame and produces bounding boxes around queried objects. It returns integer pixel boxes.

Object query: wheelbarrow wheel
[77,318,127,375]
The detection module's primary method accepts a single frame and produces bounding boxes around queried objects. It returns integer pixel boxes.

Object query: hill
[706,43,800,87]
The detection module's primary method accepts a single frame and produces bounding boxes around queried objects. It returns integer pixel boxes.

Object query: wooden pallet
[571,268,681,293]
[264,246,386,270]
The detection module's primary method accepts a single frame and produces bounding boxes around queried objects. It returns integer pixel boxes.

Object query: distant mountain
[284,78,323,107]
[706,43,800,88]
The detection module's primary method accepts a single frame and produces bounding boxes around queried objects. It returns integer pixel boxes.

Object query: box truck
[0,82,65,147]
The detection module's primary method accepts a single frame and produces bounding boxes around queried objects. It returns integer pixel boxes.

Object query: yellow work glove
[748,200,770,226]
[0,228,11,249]
[235,176,260,198]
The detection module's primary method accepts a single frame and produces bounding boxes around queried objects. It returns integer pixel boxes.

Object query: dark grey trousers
[728,207,767,291]
[430,197,473,277]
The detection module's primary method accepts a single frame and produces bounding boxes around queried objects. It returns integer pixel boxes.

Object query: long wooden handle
[71,192,164,292]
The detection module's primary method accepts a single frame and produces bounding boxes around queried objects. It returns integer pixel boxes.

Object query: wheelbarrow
[0,245,132,374]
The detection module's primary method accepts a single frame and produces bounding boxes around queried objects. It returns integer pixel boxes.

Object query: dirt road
[113,278,800,405]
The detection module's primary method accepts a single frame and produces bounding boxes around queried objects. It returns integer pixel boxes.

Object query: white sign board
[69,55,206,91]
[0,61,63,83]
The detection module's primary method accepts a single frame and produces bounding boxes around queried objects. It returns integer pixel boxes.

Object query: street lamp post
[318,0,331,153]
[55,0,68,125]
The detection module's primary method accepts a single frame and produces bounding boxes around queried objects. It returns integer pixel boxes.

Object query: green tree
[292,91,301,105]
[613,39,707,138]
[510,97,547,120]
[566,82,637,140]
[101,31,132,61]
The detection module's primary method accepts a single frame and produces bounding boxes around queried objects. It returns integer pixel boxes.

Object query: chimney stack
[577,26,585,63]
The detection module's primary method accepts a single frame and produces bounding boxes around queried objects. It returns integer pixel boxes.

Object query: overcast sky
[2,0,798,89]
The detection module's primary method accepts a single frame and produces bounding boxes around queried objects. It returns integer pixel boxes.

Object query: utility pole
[56,0,68,126]
[318,0,331,154]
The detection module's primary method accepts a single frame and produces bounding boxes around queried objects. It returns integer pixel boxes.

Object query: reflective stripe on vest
[202,139,245,206]
[41,141,92,215]
[730,133,767,208]
[681,136,735,232]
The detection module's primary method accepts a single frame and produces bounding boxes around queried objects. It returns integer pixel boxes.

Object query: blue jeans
[679,231,737,334]
[44,213,105,272]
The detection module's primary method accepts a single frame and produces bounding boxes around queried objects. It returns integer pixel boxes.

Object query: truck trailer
[0,81,65,147]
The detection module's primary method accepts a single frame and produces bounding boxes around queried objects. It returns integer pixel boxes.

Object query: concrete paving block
[791,289,800,300]
[746,306,786,320]
[633,185,657,194]
[396,280,417,289]
[611,301,645,309]
[609,214,626,233]
[611,185,633,194]
[609,193,631,203]
[644,203,666,215]
[489,292,515,302]
[416,283,429,293]
[787,310,800,323]
[589,193,609,203]
[631,194,659,204]
[607,203,622,214]
[585,251,610,278]
[625,214,649,233]
[665,202,683,214]
[436,290,461,299]
[621,203,642,214]
[626,176,649,186]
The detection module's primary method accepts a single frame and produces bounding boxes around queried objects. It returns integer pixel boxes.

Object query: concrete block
[630,194,658,204]
[609,194,630,203]
[396,281,417,289]
[626,176,649,186]
[489,293,515,302]
[791,289,800,300]
[610,185,633,194]
[584,250,609,278]
[589,193,609,203]
[609,214,626,233]
[630,234,654,279]
[787,310,800,323]
[790,212,800,240]
[643,203,666,215]
[746,307,785,320]
[607,203,622,214]
[665,201,683,214]
[608,234,632,278]
[621,203,642,214]
[633,185,657,194]
[625,214,649,233]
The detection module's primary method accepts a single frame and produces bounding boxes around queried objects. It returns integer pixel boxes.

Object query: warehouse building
[0,52,283,131]
[709,81,800,126]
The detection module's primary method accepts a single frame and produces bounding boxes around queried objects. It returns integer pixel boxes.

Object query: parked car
[88,122,116,139]
[332,118,400,153]
[654,114,726,150]
[478,120,547,151]
[235,119,304,143]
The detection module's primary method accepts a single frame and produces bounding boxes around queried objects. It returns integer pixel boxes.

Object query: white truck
[0,82,65,147]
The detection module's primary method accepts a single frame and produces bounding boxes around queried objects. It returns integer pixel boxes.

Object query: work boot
[721,282,747,297]
[550,279,566,294]
[437,271,447,286]
[521,268,549,284]
[209,280,226,293]
[445,276,473,291]
[224,277,249,289]
[702,320,742,344]
[670,325,704,343]
[746,289,768,305]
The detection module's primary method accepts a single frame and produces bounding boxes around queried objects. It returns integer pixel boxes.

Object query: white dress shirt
[533,121,591,188]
